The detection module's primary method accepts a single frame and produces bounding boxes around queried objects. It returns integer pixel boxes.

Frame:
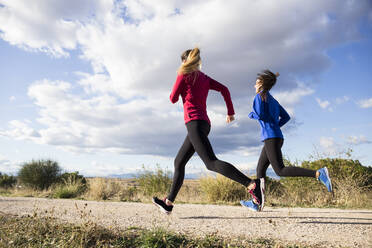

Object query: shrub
[274,158,372,208]
[59,171,87,185]
[18,159,61,190]
[53,172,87,198]
[120,186,139,202]
[300,158,372,188]
[137,165,172,196]
[87,178,122,200]
[0,172,17,189]
[200,174,247,203]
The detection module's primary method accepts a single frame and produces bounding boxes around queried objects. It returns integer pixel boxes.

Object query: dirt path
[1,196,371,247]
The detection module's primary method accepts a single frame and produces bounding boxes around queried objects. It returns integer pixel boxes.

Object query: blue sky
[0,0,371,177]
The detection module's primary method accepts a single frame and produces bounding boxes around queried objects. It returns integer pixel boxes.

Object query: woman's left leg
[265,138,316,178]
[186,120,252,187]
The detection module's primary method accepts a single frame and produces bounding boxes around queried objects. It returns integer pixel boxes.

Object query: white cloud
[0,0,370,157]
[319,136,339,155]
[0,155,20,175]
[233,146,262,157]
[9,96,16,102]
[319,136,335,149]
[358,98,372,108]
[82,161,141,177]
[316,98,331,109]
[0,120,41,141]
[335,96,349,104]
[347,135,371,145]
[314,96,349,111]
[273,82,314,115]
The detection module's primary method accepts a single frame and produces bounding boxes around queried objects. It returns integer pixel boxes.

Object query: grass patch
[53,176,87,199]
[86,177,123,200]
[137,165,172,197]
[2,157,371,209]
[0,213,314,248]
[200,175,247,203]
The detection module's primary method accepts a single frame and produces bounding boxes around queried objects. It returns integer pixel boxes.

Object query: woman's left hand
[226,115,235,123]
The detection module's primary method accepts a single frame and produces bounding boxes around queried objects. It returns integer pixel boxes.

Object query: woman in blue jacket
[241,70,332,212]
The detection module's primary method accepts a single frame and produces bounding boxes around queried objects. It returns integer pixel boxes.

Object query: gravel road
[1,196,371,247]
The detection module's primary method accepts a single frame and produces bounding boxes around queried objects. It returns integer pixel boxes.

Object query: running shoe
[247,178,265,211]
[152,197,173,214]
[240,200,259,212]
[317,167,333,192]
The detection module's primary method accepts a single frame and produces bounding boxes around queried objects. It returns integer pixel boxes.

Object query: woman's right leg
[186,120,252,187]
[167,135,195,202]
[265,138,316,177]
[256,144,270,179]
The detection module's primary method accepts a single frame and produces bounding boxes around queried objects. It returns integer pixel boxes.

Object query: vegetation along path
[1,196,371,247]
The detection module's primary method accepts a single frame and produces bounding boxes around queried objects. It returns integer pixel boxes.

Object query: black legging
[256,138,316,178]
[167,120,252,202]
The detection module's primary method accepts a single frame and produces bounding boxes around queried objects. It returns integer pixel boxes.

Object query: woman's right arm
[170,74,185,103]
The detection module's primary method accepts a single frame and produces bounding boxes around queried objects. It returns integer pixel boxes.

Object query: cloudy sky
[0,0,371,177]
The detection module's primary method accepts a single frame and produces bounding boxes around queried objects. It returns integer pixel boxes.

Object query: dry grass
[4,186,53,198]
[2,175,371,209]
[83,177,204,204]
[0,206,315,248]
[200,175,247,203]
[85,178,126,201]
[1,162,371,210]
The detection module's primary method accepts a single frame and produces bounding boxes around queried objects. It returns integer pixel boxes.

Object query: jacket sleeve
[278,104,290,127]
[170,74,185,103]
[249,94,271,121]
[209,77,235,115]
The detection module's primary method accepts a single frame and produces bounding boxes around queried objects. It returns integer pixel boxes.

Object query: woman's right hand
[226,115,235,123]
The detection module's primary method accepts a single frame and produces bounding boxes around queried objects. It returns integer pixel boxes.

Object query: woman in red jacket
[153,48,259,214]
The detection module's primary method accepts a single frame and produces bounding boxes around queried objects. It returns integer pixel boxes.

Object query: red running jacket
[170,71,235,125]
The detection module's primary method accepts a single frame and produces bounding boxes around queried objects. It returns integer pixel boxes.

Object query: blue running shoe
[317,167,332,192]
[240,200,259,212]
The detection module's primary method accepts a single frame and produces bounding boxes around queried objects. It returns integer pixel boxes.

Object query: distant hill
[106,168,279,180]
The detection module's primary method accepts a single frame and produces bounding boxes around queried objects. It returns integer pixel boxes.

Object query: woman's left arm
[278,104,290,127]
[209,77,235,116]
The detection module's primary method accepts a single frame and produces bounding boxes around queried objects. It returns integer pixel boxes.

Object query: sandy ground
[1,196,371,247]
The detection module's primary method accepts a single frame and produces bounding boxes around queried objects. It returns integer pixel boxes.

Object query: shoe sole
[152,198,172,215]
[324,167,333,192]
[259,178,265,211]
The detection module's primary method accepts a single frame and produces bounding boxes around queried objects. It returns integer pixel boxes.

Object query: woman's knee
[174,157,186,170]
[256,170,265,178]
[274,167,285,177]
[205,160,218,171]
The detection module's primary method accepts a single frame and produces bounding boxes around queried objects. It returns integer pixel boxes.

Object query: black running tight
[167,120,252,202]
[256,138,316,179]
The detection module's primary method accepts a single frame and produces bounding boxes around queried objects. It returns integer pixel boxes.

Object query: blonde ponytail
[178,47,201,75]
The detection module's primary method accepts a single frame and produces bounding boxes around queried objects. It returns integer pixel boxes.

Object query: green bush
[53,172,87,198]
[137,165,172,196]
[59,171,87,186]
[300,158,372,187]
[274,158,372,208]
[120,186,139,202]
[200,174,247,203]
[18,159,61,190]
[0,172,17,189]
